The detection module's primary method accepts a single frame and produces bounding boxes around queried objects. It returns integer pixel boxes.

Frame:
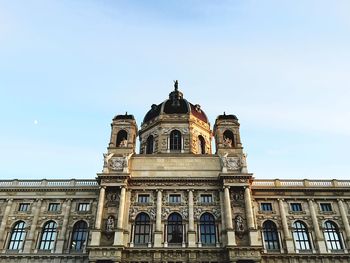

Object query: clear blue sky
[0,0,349,180]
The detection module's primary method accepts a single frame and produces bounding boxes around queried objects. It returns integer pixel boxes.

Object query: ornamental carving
[129,207,156,221]
[194,207,221,220]
[109,157,125,170]
[235,215,245,238]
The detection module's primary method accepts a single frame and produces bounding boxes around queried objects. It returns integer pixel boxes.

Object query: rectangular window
[200,194,213,203]
[138,194,150,203]
[169,194,181,203]
[48,203,60,212]
[290,203,302,212]
[18,203,30,212]
[78,203,90,212]
[261,202,273,212]
[320,203,332,212]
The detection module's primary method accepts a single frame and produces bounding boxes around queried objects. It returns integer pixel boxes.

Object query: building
[0,82,350,263]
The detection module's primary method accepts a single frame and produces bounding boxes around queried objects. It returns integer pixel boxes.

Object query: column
[219,191,226,245]
[114,186,126,246]
[90,186,105,246]
[223,186,236,246]
[0,199,13,250]
[154,189,163,247]
[23,199,42,253]
[338,199,350,247]
[244,187,259,246]
[278,199,293,253]
[188,190,196,247]
[244,187,254,229]
[308,199,327,253]
[56,199,72,253]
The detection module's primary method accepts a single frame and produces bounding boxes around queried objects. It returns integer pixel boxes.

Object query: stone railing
[0,179,98,188]
[252,179,350,188]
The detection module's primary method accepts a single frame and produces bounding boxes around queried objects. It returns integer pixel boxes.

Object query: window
[116,130,128,147]
[320,203,332,212]
[292,221,311,250]
[77,203,90,212]
[18,203,30,212]
[167,213,183,244]
[39,221,57,250]
[134,213,150,245]
[71,221,88,251]
[8,221,26,250]
[200,194,213,203]
[290,203,302,212]
[170,130,182,151]
[198,135,206,154]
[138,194,150,203]
[261,203,273,212]
[146,135,154,154]
[200,213,216,245]
[48,203,60,212]
[169,194,181,203]
[324,221,343,250]
[262,220,280,251]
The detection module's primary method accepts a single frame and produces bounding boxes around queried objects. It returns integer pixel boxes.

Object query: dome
[113,113,135,121]
[143,81,208,124]
[217,112,238,121]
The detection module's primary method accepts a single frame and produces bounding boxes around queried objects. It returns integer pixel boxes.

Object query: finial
[125,111,128,115]
[174,80,178,91]
[224,111,226,115]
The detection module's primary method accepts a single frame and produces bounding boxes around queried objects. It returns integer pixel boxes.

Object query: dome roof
[143,81,208,124]
[217,112,238,121]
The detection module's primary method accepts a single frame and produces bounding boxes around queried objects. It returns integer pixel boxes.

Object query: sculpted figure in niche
[119,138,128,147]
[223,136,233,147]
[235,215,245,233]
[106,216,115,232]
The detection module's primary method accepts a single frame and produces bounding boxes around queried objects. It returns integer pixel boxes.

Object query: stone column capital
[156,189,163,192]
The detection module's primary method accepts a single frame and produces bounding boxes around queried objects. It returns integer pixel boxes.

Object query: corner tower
[139,81,212,155]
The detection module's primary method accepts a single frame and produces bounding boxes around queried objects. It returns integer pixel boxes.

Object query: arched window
[262,220,280,251]
[223,130,234,148]
[292,221,311,250]
[71,221,88,251]
[146,135,154,154]
[134,213,151,245]
[167,213,183,244]
[8,221,26,250]
[170,130,182,151]
[324,221,343,250]
[39,221,57,250]
[198,135,206,154]
[200,213,216,245]
[116,130,128,147]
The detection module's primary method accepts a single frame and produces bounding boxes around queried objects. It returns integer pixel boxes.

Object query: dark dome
[142,82,208,124]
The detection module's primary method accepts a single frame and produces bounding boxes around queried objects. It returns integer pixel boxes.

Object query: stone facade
[0,84,349,263]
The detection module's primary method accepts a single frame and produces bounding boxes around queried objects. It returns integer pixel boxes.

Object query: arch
[262,220,280,251]
[39,220,57,250]
[70,220,88,251]
[116,130,128,147]
[198,135,206,154]
[146,135,154,154]
[8,220,26,250]
[292,220,311,250]
[167,212,183,244]
[223,130,234,147]
[134,213,151,245]
[199,212,216,245]
[170,130,182,151]
[323,220,343,250]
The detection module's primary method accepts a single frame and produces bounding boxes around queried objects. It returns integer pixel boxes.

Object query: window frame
[290,203,303,212]
[167,213,183,244]
[320,203,333,212]
[260,202,273,212]
[200,194,213,203]
[134,213,151,245]
[18,203,30,212]
[323,220,343,251]
[199,213,216,245]
[169,130,182,151]
[169,194,181,204]
[48,202,61,212]
[70,220,88,252]
[262,220,280,251]
[292,220,312,251]
[137,194,150,203]
[77,202,91,212]
[39,221,57,251]
[7,221,26,251]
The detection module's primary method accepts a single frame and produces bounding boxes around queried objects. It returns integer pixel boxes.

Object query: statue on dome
[174,80,178,91]
[223,136,233,147]
[119,138,128,147]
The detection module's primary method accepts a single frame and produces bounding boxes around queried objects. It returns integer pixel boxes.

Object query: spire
[174,80,179,91]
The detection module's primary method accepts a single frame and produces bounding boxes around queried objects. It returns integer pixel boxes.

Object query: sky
[0,0,349,180]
